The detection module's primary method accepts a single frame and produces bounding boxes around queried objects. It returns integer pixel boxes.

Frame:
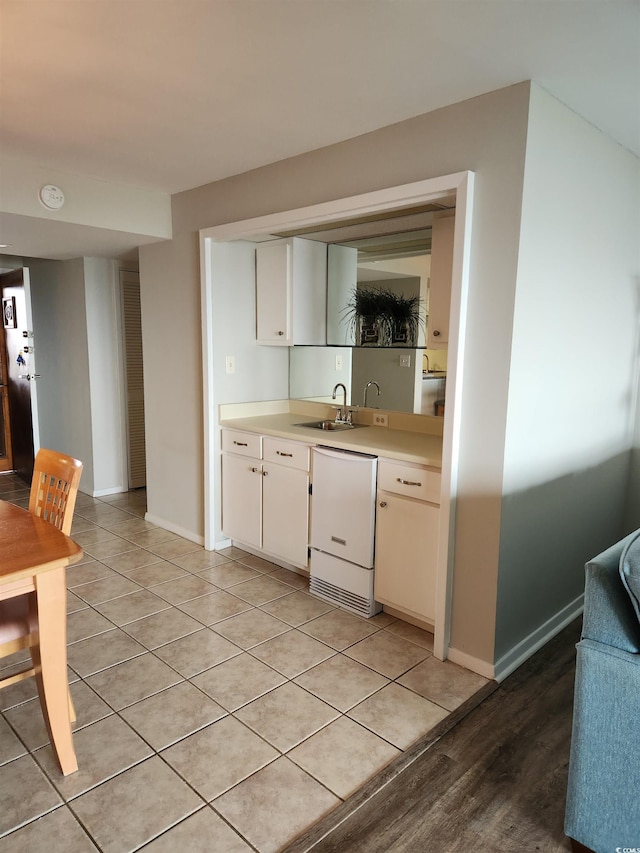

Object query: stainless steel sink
[294,420,364,431]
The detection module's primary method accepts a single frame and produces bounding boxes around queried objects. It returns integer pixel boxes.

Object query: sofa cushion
[620,529,640,627]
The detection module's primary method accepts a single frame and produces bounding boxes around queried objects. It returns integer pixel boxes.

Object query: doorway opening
[200,173,475,663]
[0,268,37,483]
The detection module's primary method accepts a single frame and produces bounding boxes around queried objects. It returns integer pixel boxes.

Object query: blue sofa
[565,530,640,852]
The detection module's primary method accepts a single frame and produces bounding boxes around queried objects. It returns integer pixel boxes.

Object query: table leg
[32,568,78,775]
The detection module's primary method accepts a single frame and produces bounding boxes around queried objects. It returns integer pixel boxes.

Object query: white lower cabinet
[221,429,310,569]
[221,451,263,549]
[262,461,309,567]
[221,429,442,615]
[374,459,441,624]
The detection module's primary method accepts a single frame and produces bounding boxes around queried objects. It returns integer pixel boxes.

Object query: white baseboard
[91,486,127,497]
[446,647,495,680]
[493,593,584,683]
[144,512,204,546]
[215,537,232,551]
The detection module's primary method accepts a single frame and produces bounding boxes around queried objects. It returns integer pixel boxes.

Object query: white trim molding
[447,647,496,681]
[493,594,585,683]
[144,512,205,546]
[199,172,475,667]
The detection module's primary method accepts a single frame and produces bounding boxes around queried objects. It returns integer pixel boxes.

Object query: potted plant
[344,287,424,346]
[385,290,425,346]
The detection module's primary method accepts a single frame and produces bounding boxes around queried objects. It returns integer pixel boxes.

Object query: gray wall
[139,231,205,539]
[495,85,640,668]
[29,258,95,490]
[140,81,532,668]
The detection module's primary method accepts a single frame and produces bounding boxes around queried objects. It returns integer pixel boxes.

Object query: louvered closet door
[121,270,146,489]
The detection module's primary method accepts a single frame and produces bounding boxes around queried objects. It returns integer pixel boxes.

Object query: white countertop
[220,412,443,468]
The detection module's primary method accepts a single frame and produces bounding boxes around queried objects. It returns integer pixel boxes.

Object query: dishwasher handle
[313,446,377,462]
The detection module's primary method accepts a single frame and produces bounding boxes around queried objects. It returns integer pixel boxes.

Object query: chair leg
[31,571,78,775]
[68,688,76,724]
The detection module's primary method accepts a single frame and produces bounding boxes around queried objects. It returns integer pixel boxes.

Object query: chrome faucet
[332,383,348,421]
[363,380,380,408]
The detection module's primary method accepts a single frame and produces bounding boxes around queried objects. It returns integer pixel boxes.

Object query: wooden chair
[0,449,83,741]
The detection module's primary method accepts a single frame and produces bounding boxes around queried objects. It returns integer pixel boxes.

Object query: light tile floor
[0,476,490,852]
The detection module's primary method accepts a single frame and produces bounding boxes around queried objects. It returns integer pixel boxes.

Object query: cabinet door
[374,493,439,622]
[221,453,262,548]
[262,462,309,568]
[428,213,454,348]
[256,241,292,345]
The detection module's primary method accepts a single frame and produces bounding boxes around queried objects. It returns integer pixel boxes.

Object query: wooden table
[0,500,83,775]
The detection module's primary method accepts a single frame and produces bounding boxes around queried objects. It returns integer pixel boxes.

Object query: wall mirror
[290,226,449,415]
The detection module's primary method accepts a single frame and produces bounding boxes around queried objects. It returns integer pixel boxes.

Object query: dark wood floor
[286,619,580,853]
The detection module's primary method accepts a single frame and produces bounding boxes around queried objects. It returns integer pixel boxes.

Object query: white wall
[28,258,95,489]
[495,84,640,667]
[84,257,127,495]
[289,346,352,402]
[206,239,291,544]
[28,256,128,495]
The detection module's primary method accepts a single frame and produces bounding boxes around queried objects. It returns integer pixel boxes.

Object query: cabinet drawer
[263,437,310,471]
[221,429,262,459]
[378,459,441,504]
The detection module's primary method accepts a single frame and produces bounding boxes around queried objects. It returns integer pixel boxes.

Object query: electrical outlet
[225,356,235,375]
[335,354,343,370]
[373,412,388,427]
[399,354,411,368]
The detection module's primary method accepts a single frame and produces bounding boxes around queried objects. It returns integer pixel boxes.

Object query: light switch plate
[225,356,235,375]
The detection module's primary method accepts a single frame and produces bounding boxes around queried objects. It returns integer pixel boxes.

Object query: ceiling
[1,0,639,260]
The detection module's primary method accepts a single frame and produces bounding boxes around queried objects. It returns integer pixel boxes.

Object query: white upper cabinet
[428,211,455,349]
[255,237,327,346]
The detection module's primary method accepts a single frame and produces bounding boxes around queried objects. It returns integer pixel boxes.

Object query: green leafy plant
[343,287,424,346]
[384,290,425,345]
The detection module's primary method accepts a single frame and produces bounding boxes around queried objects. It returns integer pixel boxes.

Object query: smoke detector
[38,184,65,210]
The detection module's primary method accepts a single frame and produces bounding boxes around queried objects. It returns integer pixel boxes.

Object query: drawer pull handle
[331,536,347,546]
[276,451,293,457]
[233,441,248,447]
[397,478,422,487]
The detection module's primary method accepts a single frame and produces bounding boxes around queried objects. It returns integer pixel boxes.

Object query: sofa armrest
[565,639,640,851]
[582,534,640,653]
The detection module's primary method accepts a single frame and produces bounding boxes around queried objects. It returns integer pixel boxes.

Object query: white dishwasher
[309,446,381,617]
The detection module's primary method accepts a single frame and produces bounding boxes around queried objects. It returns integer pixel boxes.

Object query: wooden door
[0,321,12,472]
[0,269,36,482]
